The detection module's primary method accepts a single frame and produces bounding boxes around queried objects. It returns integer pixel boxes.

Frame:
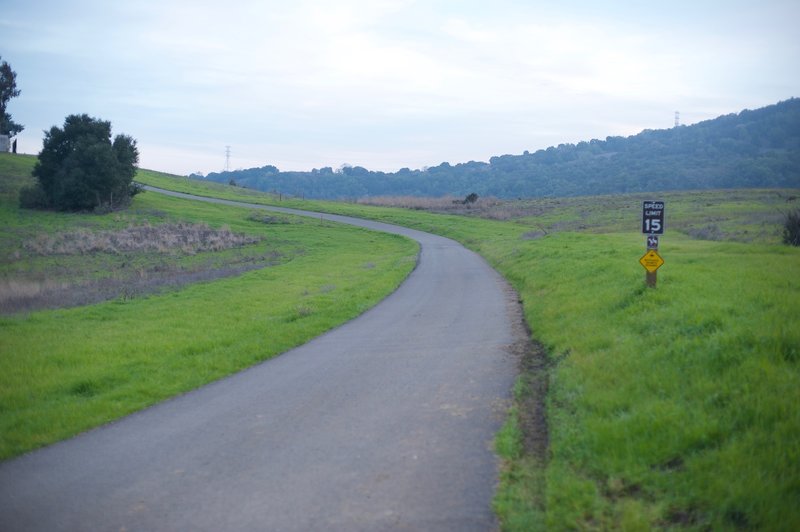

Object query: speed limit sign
[642,201,665,234]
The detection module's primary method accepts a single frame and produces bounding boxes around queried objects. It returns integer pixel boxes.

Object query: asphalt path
[0,187,522,531]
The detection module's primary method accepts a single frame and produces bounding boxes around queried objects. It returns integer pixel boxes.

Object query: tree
[0,56,24,137]
[24,114,140,211]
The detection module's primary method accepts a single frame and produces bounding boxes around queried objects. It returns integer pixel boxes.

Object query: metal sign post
[641,201,665,287]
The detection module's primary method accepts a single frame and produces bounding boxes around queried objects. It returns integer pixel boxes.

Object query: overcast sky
[2,0,798,175]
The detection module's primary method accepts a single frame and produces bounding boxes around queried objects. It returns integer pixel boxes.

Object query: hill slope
[200,98,800,199]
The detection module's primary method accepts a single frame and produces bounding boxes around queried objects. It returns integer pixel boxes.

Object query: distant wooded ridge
[196,98,800,199]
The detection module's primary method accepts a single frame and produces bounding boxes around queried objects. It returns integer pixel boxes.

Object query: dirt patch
[504,285,550,460]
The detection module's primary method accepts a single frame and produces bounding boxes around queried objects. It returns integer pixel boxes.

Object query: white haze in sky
[2,0,798,175]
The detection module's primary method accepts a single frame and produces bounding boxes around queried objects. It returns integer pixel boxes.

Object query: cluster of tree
[199,98,800,199]
[3,56,141,212]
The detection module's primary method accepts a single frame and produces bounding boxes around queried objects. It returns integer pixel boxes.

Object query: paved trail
[0,188,521,531]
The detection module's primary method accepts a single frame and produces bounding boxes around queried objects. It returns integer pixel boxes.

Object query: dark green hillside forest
[200,98,800,199]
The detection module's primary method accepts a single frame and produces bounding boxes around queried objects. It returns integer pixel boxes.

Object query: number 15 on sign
[642,201,665,234]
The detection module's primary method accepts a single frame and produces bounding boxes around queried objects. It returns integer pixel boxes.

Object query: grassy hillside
[0,154,417,459]
[198,98,800,199]
[138,172,800,530]
[7,158,799,528]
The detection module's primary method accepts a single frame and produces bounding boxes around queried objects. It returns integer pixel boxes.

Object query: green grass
[510,232,799,530]
[147,177,799,530]
[8,158,800,529]
[0,154,418,459]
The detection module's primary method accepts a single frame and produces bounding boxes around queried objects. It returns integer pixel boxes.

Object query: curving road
[0,188,522,531]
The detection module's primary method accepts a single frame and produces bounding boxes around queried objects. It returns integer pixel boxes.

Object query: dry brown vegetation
[358,190,795,243]
[0,258,281,315]
[1,222,277,315]
[356,194,602,221]
[24,222,260,256]
[356,195,532,219]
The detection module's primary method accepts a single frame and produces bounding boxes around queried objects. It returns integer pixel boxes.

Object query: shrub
[18,183,49,209]
[783,209,800,246]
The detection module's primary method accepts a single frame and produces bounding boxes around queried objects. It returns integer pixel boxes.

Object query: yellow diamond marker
[639,249,664,273]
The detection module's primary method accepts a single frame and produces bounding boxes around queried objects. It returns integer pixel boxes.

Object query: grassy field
[0,154,418,459]
[7,160,800,529]
[345,196,800,530]
[137,173,800,530]
[343,197,800,530]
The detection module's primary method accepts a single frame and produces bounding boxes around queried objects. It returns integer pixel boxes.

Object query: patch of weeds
[248,212,291,225]
[684,223,726,241]
[24,222,261,256]
[780,340,799,363]
[656,456,685,472]
[131,208,168,219]
[521,230,547,240]
[286,305,314,322]
[725,508,751,529]
[69,380,101,398]
[117,286,138,302]
[782,209,800,246]
[661,506,701,528]
[603,476,643,501]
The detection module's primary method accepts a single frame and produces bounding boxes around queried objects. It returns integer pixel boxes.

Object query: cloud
[4,0,798,175]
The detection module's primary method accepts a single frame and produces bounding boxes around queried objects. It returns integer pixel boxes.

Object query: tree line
[200,98,800,199]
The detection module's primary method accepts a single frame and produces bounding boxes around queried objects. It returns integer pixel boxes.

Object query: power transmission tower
[674,111,680,128]
[224,145,231,172]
